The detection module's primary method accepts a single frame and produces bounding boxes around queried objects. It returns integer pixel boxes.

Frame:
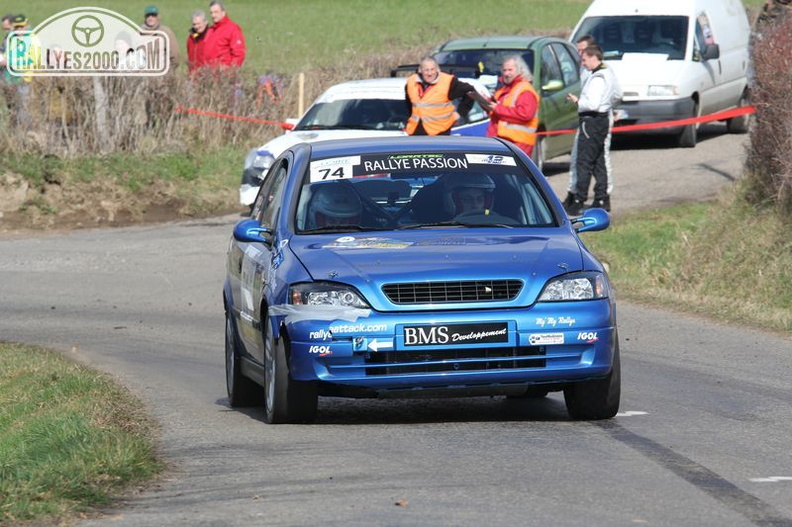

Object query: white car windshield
[294,99,408,132]
[576,16,689,60]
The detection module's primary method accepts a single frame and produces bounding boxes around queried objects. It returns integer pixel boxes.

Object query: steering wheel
[453,210,514,224]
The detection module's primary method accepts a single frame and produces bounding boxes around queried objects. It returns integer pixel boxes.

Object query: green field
[13,0,767,76]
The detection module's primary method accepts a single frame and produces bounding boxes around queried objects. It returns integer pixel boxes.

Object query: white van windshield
[575,16,689,60]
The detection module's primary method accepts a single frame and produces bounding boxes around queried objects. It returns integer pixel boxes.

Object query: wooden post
[298,72,305,117]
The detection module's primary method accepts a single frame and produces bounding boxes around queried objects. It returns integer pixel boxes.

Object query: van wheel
[727,93,751,134]
[677,102,698,148]
[530,136,545,173]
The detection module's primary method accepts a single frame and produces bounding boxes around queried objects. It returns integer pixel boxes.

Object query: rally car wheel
[225,310,262,407]
[564,338,621,420]
[264,328,318,424]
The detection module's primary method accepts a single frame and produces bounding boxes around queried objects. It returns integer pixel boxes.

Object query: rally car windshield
[295,152,556,233]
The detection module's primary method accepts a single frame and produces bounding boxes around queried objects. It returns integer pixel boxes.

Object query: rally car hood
[257,129,407,158]
[289,231,585,311]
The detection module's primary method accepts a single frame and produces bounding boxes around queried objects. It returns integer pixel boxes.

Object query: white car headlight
[290,283,369,309]
[538,272,609,302]
[647,85,678,97]
[244,148,275,171]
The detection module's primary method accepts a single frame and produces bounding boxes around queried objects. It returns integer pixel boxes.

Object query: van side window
[694,13,715,61]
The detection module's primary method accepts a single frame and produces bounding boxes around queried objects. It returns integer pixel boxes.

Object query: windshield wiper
[295,124,377,131]
[300,225,387,234]
[396,221,513,230]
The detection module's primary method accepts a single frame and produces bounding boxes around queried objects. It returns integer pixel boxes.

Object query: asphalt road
[1,125,791,526]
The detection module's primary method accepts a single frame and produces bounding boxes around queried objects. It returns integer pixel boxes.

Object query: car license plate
[403,322,508,347]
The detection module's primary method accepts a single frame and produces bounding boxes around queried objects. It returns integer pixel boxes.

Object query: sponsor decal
[465,154,517,166]
[403,322,508,347]
[329,322,388,334]
[309,328,333,341]
[534,316,576,328]
[324,237,411,249]
[308,345,332,356]
[362,154,468,173]
[7,7,169,77]
[528,333,564,345]
[577,331,599,343]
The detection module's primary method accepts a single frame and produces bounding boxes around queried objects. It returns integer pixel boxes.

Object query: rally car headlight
[290,283,370,309]
[538,272,609,302]
[244,148,275,171]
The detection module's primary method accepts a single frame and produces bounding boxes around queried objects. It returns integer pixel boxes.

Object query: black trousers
[574,113,610,202]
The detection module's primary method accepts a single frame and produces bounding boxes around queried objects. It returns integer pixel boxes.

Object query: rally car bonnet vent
[382,280,523,304]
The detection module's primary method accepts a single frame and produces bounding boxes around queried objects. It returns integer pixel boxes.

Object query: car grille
[382,280,523,304]
[364,346,546,376]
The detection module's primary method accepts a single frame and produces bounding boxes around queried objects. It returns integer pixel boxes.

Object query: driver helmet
[309,184,362,228]
[444,173,495,215]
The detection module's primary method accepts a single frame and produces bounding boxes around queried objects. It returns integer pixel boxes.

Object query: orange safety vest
[405,72,456,135]
[493,80,540,146]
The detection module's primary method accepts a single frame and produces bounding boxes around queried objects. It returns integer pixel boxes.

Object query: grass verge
[0,343,163,524]
[1,146,246,230]
[583,186,792,335]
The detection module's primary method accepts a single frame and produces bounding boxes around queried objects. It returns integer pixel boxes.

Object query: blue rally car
[223,136,620,424]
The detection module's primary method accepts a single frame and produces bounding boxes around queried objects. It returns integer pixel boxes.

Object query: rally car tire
[564,339,621,420]
[225,309,262,407]
[264,329,318,424]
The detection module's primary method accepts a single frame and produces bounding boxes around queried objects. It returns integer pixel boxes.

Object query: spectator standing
[563,34,597,208]
[187,10,210,72]
[483,55,539,157]
[4,15,35,128]
[203,1,246,67]
[140,5,180,70]
[404,57,475,136]
[565,45,620,214]
[1,14,14,88]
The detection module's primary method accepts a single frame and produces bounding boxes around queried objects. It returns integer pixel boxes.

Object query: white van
[570,0,751,147]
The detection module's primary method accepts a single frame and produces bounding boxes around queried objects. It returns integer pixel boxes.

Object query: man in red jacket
[483,55,540,157]
[187,10,210,72]
[203,1,246,67]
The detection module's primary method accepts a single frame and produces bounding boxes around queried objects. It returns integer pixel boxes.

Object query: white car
[239,77,492,206]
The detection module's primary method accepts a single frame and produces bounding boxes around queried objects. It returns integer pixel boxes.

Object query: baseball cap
[11,14,28,27]
[144,5,159,16]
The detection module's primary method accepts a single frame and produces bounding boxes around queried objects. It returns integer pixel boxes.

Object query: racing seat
[409,181,453,223]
